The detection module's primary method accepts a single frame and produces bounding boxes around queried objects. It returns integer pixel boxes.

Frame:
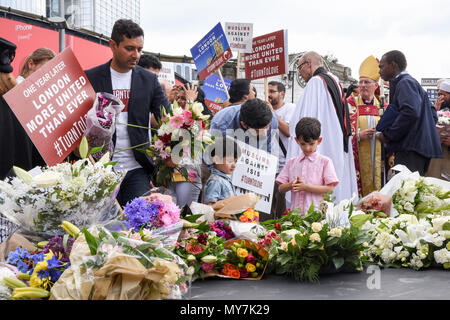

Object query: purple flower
[43,235,75,263]
[124,198,160,231]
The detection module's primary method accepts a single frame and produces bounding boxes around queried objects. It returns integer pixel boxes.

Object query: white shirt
[274,102,296,173]
[110,67,142,172]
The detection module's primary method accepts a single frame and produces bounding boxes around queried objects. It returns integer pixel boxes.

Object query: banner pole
[264,77,269,102]
[218,68,230,100]
[236,52,241,78]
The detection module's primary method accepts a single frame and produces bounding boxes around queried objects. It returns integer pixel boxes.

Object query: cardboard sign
[244,29,289,80]
[231,139,278,214]
[224,22,254,53]
[202,74,231,114]
[158,61,175,86]
[190,23,233,80]
[3,47,95,166]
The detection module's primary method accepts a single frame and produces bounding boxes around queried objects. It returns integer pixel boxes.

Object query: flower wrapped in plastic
[437,110,450,139]
[50,223,191,300]
[0,158,126,239]
[84,92,125,161]
[144,101,213,187]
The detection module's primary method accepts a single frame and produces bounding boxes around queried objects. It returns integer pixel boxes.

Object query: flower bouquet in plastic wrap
[0,140,125,240]
[84,92,125,162]
[174,216,231,281]
[0,221,78,300]
[144,101,213,187]
[50,221,190,300]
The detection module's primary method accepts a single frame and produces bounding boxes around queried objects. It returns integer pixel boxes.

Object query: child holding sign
[276,117,339,215]
[204,137,241,205]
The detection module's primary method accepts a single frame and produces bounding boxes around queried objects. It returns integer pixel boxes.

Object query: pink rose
[182,110,194,126]
[246,254,256,265]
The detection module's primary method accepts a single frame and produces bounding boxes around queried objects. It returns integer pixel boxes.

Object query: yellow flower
[246,263,256,273]
[237,248,248,258]
[245,210,255,220]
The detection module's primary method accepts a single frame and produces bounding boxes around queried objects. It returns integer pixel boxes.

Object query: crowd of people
[0,18,448,221]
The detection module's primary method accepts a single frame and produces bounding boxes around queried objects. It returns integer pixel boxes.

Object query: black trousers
[394,151,431,176]
[116,168,151,207]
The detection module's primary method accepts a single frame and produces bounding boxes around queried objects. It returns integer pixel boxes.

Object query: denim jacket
[204,168,236,203]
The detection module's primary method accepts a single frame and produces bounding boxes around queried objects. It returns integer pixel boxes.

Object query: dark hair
[295,117,321,142]
[211,136,241,160]
[111,19,144,45]
[268,81,286,93]
[138,54,162,70]
[382,50,407,71]
[229,78,251,103]
[239,98,273,129]
[196,87,212,116]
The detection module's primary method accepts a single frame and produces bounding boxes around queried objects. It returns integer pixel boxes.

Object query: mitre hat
[359,55,380,82]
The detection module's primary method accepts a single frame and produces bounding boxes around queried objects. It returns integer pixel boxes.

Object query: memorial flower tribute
[0,140,125,237]
[144,101,214,187]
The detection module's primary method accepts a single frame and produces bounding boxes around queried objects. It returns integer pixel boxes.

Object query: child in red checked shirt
[276,117,339,215]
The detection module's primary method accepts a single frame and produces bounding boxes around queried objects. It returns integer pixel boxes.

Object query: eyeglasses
[358,80,376,85]
[297,60,308,71]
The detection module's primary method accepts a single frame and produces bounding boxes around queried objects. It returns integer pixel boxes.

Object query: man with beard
[286,51,358,202]
[377,50,442,175]
[267,81,295,217]
[84,19,168,206]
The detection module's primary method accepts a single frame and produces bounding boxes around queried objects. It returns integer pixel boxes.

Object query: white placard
[224,22,254,53]
[231,139,278,214]
[158,61,175,86]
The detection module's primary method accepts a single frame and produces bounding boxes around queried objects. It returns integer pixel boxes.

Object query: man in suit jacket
[85,19,168,206]
[377,50,442,175]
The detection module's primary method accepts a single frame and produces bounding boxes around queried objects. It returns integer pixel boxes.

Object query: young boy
[204,138,241,205]
[276,117,339,214]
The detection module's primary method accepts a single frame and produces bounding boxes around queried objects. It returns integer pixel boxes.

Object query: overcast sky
[140,0,450,81]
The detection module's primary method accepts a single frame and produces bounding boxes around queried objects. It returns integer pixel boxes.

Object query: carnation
[327,228,342,238]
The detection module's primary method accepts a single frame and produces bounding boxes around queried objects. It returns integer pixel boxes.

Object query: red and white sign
[244,30,288,80]
[3,48,96,166]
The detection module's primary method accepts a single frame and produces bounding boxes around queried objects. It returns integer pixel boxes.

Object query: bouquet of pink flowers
[144,101,214,187]
[437,110,450,139]
[84,93,124,161]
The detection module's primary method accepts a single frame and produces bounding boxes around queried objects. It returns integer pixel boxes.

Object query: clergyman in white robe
[286,72,358,203]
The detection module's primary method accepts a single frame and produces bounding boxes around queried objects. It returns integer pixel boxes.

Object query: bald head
[298,51,324,83]
[302,51,323,67]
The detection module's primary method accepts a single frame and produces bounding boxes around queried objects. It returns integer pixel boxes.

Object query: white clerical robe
[286,73,358,203]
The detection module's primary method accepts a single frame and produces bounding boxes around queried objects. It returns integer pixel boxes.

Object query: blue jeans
[116,168,151,207]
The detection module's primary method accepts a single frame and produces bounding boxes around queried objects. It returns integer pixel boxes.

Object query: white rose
[434,249,450,264]
[32,171,63,188]
[191,102,204,117]
[311,222,322,233]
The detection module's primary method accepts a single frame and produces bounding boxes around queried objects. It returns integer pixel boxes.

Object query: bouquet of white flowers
[0,158,125,238]
[362,214,450,270]
[392,177,450,217]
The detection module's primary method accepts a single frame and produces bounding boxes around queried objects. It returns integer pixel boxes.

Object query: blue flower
[46,256,61,269]
[16,260,30,274]
[7,247,31,265]
[37,269,50,280]
[32,252,45,264]
[124,198,160,231]
[49,269,62,282]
